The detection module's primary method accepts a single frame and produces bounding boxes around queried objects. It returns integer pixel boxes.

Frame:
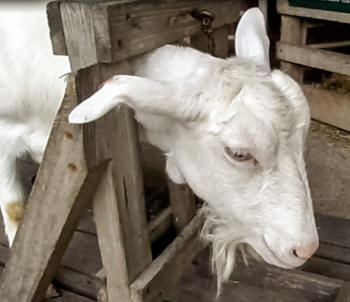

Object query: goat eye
[224,147,254,162]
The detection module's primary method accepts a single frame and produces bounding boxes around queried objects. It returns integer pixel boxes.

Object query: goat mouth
[261,239,296,269]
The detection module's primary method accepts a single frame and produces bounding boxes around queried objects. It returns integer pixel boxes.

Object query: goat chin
[199,204,261,295]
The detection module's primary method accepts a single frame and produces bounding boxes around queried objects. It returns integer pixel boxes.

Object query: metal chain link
[191,9,216,56]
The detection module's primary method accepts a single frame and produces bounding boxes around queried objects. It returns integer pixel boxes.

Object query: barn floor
[0,120,349,302]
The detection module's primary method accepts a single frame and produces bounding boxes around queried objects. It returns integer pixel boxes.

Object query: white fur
[0,2,70,245]
[0,4,318,292]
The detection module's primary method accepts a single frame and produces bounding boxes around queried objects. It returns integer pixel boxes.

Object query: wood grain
[303,84,350,132]
[277,0,350,24]
[76,62,152,283]
[130,215,206,302]
[47,1,68,55]
[0,77,105,302]
[167,180,196,234]
[335,282,350,302]
[277,42,350,76]
[92,163,131,301]
[280,15,304,83]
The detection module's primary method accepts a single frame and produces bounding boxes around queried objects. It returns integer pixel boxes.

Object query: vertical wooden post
[75,62,153,287]
[280,15,304,83]
[167,180,196,233]
[92,163,131,301]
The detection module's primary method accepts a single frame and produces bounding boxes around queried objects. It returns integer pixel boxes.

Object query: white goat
[0,2,70,245]
[1,3,318,291]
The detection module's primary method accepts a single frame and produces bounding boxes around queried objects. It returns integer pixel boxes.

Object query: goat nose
[293,242,318,260]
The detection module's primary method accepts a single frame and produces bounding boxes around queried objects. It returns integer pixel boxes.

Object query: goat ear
[235,7,270,70]
[69,75,200,124]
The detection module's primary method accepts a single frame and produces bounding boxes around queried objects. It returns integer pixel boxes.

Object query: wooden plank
[61,231,101,276]
[0,77,106,302]
[316,213,350,249]
[92,163,131,302]
[60,0,240,70]
[280,15,304,82]
[101,0,240,63]
[167,180,196,233]
[308,40,350,49]
[148,207,173,243]
[0,242,99,299]
[47,1,68,55]
[167,265,312,302]
[130,215,206,302]
[76,62,152,282]
[55,267,99,299]
[302,256,350,282]
[317,243,350,265]
[277,0,350,24]
[303,84,350,132]
[335,282,350,302]
[60,2,98,71]
[277,42,350,76]
[212,25,230,59]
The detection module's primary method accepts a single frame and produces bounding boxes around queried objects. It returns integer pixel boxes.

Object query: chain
[191,9,216,56]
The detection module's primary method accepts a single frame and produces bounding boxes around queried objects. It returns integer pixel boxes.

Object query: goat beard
[199,204,261,295]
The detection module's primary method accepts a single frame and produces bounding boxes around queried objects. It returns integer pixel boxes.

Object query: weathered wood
[316,214,350,249]
[59,0,240,70]
[0,77,106,302]
[280,15,304,83]
[277,41,350,76]
[76,62,152,283]
[60,2,98,72]
[130,215,206,302]
[47,1,68,55]
[308,40,350,49]
[167,265,312,302]
[148,207,173,243]
[335,282,350,302]
[317,243,350,265]
[61,231,101,276]
[302,256,350,282]
[167,180,196,233]
[92,162,131,302]
[277,0,350,24]
[212,25,230,59]
[303,84,350,132]
[55,267,99,299]
[98,0,239,63]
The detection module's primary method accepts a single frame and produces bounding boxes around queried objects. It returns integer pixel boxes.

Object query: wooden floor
[0,210,350,301]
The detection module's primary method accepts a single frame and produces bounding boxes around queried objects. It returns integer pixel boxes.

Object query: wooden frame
[276,0,350,132]
[0,1,240,301]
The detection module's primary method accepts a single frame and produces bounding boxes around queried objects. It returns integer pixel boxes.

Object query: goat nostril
[292,242,318,260]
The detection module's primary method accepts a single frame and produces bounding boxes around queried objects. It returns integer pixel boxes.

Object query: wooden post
[0,77,107,302]
[167,180,196,233]
[280,15,304,83]
[75,62,153,285]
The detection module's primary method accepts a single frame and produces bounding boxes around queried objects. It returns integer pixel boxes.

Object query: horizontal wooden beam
[57,0,240,70]
[277,0,350,24]
[302,84,350,132]
[308,40,350,49]
[130,215,206,302]
[148,207,173,243]
[277,42,350,76]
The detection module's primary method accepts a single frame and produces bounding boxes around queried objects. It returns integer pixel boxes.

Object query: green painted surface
[289,0,350,13]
